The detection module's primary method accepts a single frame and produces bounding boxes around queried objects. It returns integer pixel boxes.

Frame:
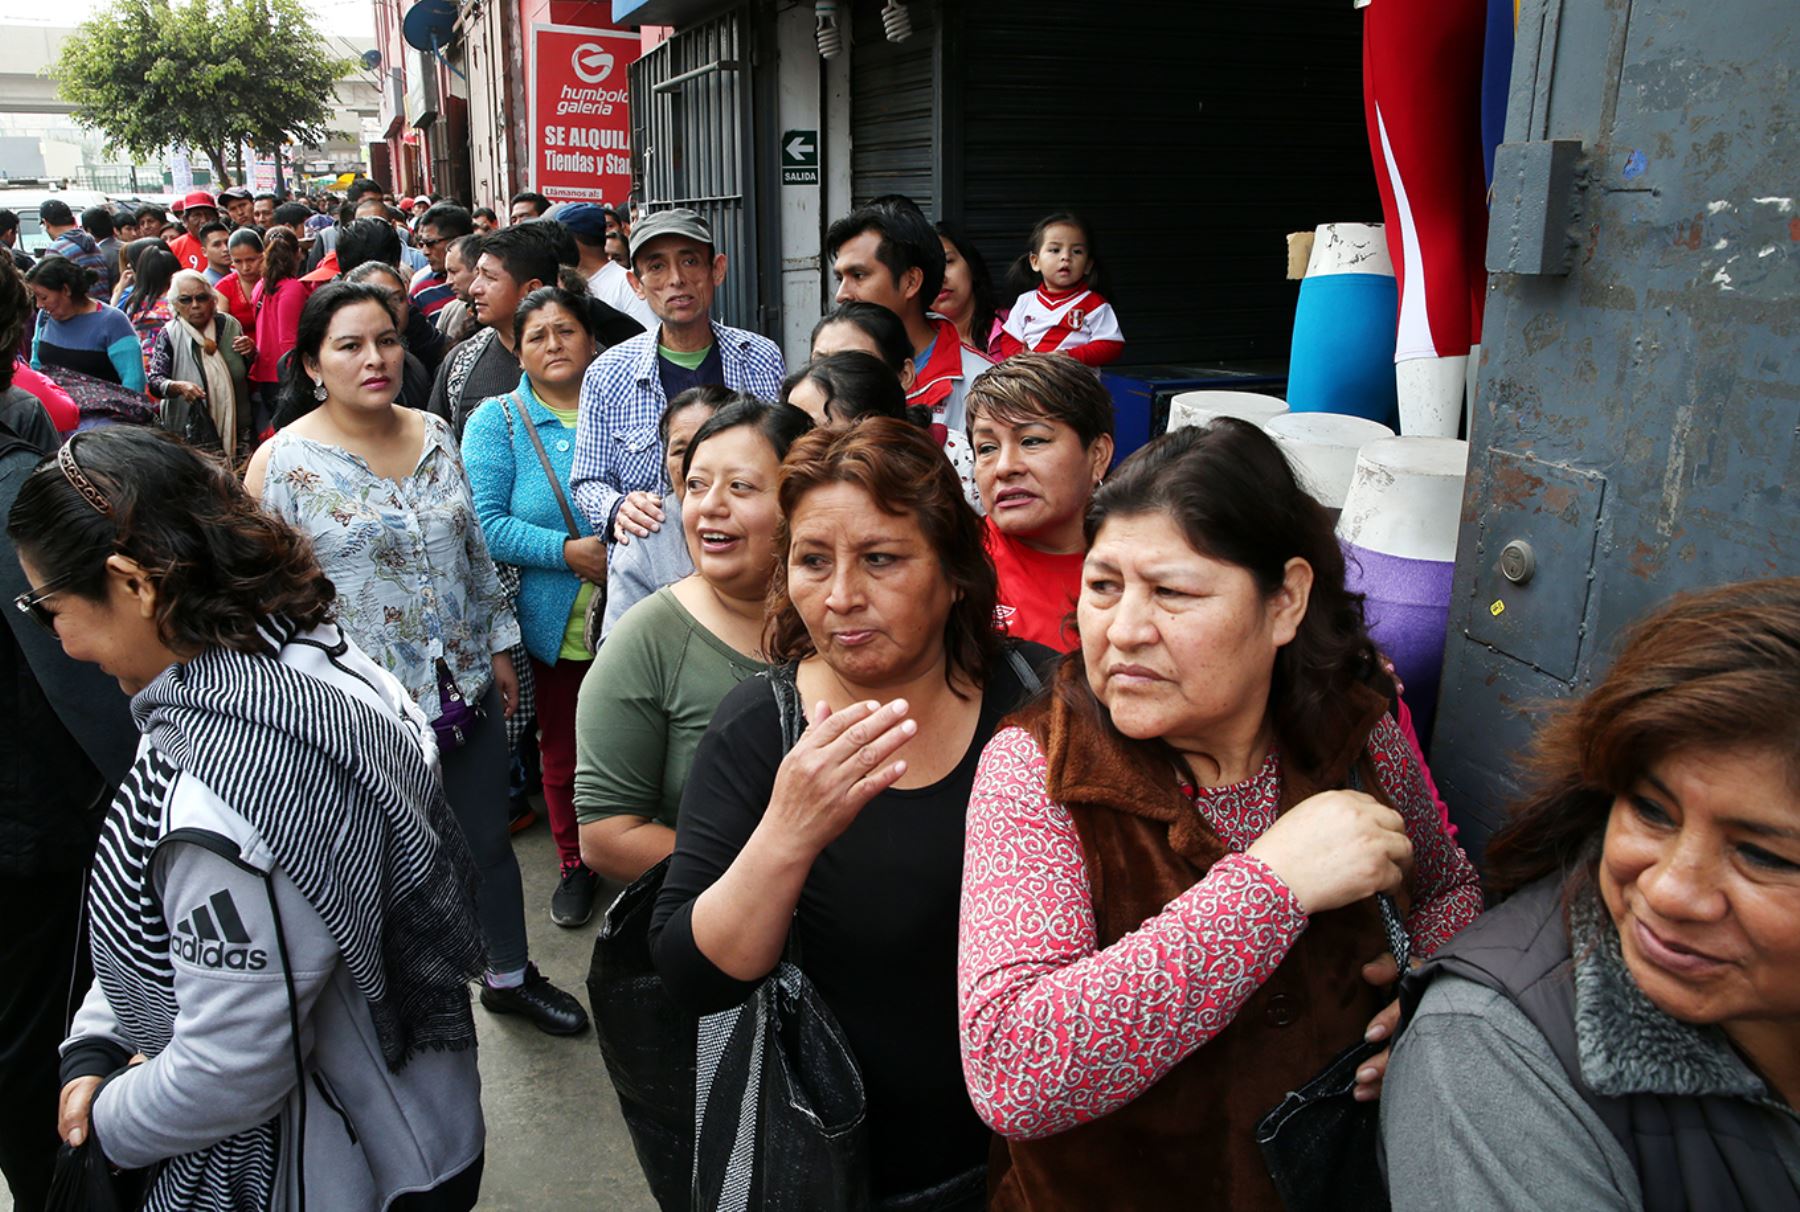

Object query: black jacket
[0,418,140,875]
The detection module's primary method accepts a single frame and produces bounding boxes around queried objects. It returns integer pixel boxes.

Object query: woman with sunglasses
[0,257,140,1208]
[8,426,488,1210]
[146,270,256,464]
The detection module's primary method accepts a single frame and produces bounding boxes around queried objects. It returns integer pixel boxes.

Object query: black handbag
[588,856,696,1212]
[588,663,872,1212]
[690,954,872,1212]
[45,1135,145,1212]
[1254,764,1413,1212]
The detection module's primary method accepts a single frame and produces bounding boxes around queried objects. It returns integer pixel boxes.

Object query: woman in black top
[652,417,1050,1208]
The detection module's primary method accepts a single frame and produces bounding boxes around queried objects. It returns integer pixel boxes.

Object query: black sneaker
[550,863,600,928]
[507,793,538,835]
[479,964,589,1036]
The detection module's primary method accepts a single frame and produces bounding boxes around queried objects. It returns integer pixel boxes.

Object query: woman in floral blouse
[246,282,588,1038]
[956,418,1483,1211]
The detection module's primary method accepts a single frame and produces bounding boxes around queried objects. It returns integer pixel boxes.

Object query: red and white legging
[1362,0,1490,362]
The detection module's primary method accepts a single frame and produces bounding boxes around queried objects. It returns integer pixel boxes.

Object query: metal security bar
[628,11,757,331]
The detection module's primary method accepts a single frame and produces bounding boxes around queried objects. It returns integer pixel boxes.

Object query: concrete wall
[767,0,852,365]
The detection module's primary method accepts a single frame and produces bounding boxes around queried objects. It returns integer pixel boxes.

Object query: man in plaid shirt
[570,208,786,543]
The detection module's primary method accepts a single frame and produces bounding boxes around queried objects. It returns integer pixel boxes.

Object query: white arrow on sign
[785,134,815,161]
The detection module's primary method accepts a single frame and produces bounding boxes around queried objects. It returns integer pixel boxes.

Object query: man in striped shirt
[409,201,472,321]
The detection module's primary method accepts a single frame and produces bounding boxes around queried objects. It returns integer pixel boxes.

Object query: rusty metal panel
[1431,0,1799,862]
[1464,451,1606,681]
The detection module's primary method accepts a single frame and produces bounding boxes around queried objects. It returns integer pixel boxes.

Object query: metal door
[1430,0,1798,858]
[629,10,761,331]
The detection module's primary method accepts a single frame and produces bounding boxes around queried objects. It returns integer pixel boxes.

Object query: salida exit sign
[782,130,819,186]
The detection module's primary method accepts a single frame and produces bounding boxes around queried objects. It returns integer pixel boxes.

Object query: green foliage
[54,0,356,185]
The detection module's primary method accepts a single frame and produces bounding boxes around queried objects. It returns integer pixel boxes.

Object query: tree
[54,0,355,188]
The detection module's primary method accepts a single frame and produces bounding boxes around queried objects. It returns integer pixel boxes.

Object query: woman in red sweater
[250,230,306,435]
[968,352,1114,650]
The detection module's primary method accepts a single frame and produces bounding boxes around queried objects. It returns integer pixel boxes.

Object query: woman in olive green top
[575,398,813,880]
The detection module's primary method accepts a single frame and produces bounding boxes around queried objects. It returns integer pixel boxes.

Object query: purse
[430,657,484,752]
[587,663,872,1212]
[1254,763,1413,1212]
[501,393,596,656]
[45,1135,145,1212]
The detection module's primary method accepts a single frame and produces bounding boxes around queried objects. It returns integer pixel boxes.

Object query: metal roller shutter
[953,0,1379,365]
[851,0,940,212]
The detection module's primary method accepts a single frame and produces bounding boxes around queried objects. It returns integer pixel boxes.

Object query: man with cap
[168,190,220,273]
[218,186,255,229]
[555,202,655,331]
[569,207,786,542]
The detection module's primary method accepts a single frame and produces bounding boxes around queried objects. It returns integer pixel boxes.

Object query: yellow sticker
[1490,599,1507,617]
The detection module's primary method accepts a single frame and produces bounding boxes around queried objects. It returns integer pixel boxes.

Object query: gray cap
[628,207,713,261]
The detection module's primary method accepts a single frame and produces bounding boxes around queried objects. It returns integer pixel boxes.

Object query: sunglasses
[14,570,82,633]
[174,294,212,306]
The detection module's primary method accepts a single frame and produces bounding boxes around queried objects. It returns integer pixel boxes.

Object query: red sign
[529,24,639,204]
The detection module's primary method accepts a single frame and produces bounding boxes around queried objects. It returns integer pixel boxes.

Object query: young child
[998,212,1125,366]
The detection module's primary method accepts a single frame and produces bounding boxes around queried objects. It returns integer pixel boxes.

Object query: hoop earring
[312,379,327,402]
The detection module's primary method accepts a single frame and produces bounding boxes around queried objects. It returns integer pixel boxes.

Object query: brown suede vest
[989,665,1397,1212]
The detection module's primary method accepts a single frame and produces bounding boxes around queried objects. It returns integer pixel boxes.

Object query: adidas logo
[172,889,269,971]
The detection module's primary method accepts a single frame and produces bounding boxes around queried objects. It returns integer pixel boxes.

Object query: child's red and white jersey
[1000,285,1125,364]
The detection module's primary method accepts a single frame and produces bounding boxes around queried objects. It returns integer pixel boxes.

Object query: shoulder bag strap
[1345,762,1412,972]
[505,392,582,540]
[766,662,805,753]
[1003,643,1043,694]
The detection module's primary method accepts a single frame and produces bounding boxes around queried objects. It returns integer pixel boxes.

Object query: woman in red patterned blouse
[957,418,1484,1211]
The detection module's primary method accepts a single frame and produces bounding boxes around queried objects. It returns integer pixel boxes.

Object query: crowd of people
[0,174,1795,1212]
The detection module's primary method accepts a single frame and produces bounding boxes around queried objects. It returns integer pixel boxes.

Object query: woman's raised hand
[1246,789,1411,915]
[761,699,916,860]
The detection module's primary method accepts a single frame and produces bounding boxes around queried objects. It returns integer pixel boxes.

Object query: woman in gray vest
[146,270,255,464]
[1383,577,1800,1212]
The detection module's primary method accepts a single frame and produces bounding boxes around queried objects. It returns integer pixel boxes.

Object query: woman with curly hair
[651,418,1054,1208]
[957,418,1482,1211]
[9,426,487,1210]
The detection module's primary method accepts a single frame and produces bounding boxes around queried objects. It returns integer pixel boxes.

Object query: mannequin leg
[1363,0,1489,436]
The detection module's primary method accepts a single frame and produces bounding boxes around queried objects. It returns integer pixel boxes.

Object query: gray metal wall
[1432,0,1798,860]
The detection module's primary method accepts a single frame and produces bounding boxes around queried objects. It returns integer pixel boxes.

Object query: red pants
[1363,0,1490,362]
[530,655,592,871]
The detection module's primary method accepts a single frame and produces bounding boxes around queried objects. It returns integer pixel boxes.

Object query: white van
[0,187,113,255]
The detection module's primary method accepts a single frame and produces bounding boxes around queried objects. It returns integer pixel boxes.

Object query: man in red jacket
[167,190,219,273]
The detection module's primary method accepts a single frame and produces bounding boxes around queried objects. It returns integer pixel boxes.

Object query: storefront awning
[613,0,733,27]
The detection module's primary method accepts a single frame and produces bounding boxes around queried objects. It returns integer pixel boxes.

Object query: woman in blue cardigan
[464,287,609,927]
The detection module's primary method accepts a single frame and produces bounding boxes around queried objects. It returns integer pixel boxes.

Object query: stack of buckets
[1164,223,1467,750]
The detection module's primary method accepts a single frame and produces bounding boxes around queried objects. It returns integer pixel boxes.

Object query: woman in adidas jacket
[9,426,486,1212]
